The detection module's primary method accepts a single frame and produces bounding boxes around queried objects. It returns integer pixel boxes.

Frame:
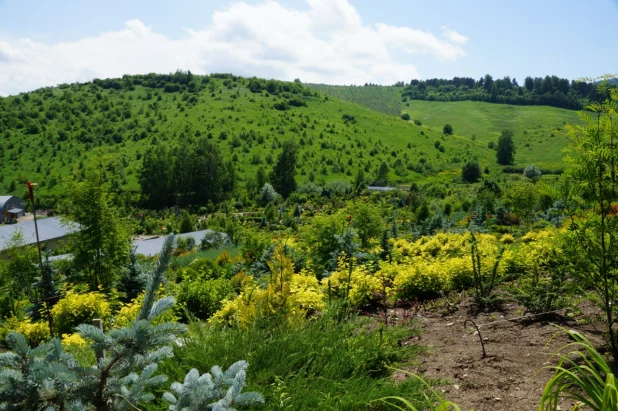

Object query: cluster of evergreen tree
[139,138,236,209]
[399,74,605,110]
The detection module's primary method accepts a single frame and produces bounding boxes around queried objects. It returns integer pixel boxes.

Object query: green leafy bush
[177,278,234,320]
[50,289,111,335]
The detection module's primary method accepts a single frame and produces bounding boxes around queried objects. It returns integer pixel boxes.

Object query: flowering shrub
[115,291,180,327]
[51,288,111,335]
[211,245,323,327]
[325,258,382,307]
[0,317,51,346]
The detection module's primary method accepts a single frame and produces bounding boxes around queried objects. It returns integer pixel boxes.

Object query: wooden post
[92,318,105,362]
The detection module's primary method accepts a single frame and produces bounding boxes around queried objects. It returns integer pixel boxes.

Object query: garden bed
[393,297,605,410]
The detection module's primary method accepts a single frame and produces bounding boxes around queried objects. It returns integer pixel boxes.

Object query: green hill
[0,74,582,204]
[307,84,582,169]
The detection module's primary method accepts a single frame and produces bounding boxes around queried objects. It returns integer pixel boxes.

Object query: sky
[0,0,617,96]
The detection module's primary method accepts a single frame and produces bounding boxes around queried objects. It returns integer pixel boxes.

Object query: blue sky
[0,0,616,95]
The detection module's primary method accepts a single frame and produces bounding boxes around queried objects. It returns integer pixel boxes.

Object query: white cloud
[0,0,469,96]
[441,26,469,45]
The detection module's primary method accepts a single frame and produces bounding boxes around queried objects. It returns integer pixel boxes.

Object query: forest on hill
[0,72,582,210]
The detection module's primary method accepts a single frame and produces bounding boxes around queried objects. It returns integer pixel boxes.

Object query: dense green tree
[374,161,390,186]
[350,203,383,249]
[496,129,516,165]
[139,138,234,208]
[564,79,618,360]
[443,124,453,135]
[462,161,481,183]
[139,145,173,209]
[270,140,298,198]
[66,155,131,291]
[0,231,39,316]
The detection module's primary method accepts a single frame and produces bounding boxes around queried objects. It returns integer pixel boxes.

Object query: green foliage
[0,230,39,317]
[510,236,573,314]
[139,139,236,209]
[401,113,411,121]
[270,140,298,199]
[0,236,189,410]
[177,278,233,320]
[160,314,427,410]
[66,154,131,291]
[564,78,618,359]
[540,329,618,411]
[163,361,264,410]
[496,129,516,165]
[461,161,481,183]
[178,210,194,234]
[470,232,505,310]
[442,124,453,135]
[351,203,384,249]
[523,163,542,182]
[50,288,111,335]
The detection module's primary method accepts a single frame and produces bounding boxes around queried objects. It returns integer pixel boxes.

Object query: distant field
[307,84,583,170]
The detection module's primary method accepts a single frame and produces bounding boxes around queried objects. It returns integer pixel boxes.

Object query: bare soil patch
[396,298,605,411]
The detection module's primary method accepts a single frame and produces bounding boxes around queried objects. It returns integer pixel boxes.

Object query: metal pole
[27,183,44,274]
[27,182,52,336]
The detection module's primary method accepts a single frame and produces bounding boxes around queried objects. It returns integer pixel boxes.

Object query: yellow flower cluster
[0,317,50,346]
[61,332,87,348]
[114,291,179,328]
[50,288,111,335]
[324,258,383,306]
[211,245,324,327]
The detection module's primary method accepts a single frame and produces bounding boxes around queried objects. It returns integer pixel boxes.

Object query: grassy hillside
[0,74,581,203]
[0,74,496,201]
[307,84,583,169]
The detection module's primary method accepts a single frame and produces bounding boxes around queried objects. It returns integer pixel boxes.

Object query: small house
[0,196,25,223]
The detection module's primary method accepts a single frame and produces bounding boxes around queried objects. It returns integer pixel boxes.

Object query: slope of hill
[0,74,583,203]
[307,84,582,169]
[0,74,493,202]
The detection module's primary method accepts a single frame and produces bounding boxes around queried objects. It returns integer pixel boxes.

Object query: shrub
[443,124,453,135]
[200,231,226,250]
[462,161,481,183]
[523,163,542,182]
[413,119,422,126]
[177,278,234,320]
[259,183,279,205]
[51,289,111,335]
[211,246,323,327]
[163,361,264,410]
[401,113,411,121]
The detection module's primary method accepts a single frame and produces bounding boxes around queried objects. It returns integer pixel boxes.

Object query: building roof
[0,196,21,210]
[6,208,23,214]
[0,217,78,252]
[367,186,397,191]
[132,230,227,257]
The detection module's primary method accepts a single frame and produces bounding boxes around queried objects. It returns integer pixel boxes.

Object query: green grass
[306,84,583,170]
[169,245,240,271]
[155,313,427,410]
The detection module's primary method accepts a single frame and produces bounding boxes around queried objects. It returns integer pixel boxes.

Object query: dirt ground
[393,297,605,411]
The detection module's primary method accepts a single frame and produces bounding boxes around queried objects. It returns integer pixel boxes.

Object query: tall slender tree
[66,153,131,291]
[496,129,516,165]
[270,140,298,198]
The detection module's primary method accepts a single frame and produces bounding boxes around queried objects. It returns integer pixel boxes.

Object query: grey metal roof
[6,208,23,214]
[132,230,228,257]
[367,186,397,191]
[0,196,20,210]
[0,217,78,251]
